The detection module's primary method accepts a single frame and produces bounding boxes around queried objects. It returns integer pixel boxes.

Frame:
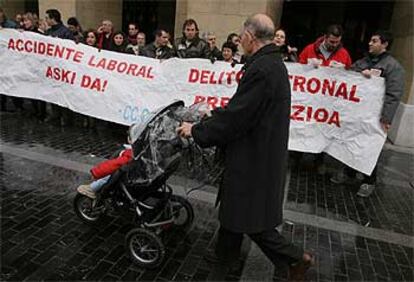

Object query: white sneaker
[356,184,375,197]
[77,184,96,199]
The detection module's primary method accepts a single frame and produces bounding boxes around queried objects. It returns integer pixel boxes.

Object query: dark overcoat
[191,43,291,233]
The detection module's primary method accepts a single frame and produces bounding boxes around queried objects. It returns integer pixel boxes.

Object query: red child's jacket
[90,148,133,179]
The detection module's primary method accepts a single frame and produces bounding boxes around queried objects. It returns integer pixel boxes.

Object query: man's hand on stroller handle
[176,122,193,138]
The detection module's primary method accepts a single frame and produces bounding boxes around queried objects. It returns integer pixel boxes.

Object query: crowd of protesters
[0,8,405,198]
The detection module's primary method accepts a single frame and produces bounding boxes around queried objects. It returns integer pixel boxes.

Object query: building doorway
[24,0,38,14]
[122,0,176,43]
[280,0,395,61]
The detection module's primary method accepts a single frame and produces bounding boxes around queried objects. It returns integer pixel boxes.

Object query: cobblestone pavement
[1,110,413,281]
[287,152,414,236]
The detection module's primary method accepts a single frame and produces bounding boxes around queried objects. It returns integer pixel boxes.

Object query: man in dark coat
[177,14,313,281]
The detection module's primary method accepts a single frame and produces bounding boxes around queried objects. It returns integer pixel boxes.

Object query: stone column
[387,0,414,147]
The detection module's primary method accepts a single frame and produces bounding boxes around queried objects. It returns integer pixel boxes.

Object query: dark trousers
[31,100,47,119]
[49,104,72,124]
[0,94,7,111]
[12,97,24,110]
[215,226,303,266]
[0,95,24,111]
[345,166,377,184]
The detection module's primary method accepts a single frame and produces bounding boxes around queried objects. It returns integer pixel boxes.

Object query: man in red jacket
[298,24,352,174]
[299,24,352,69]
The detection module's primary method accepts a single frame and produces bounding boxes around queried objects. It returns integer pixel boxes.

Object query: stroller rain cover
[125,100,220,187]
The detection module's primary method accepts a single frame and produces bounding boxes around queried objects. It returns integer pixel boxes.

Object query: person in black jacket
[110,31,133,54]
[45,9,74,40]
[67,17,83,43]
[174,19,211,59]
[142,29,175,60]
[177,14,314,281]
[44,9,74,126]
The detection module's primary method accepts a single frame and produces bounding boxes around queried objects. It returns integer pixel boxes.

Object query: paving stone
[101,273,121,281]
[178,255,203,276]
[32,244,65,265]
[191,268,209,281]
[84,260,114,281]
[400,265,414,282]
[109,256,132,278]
[7,261,40,281]
[121,268,142,281]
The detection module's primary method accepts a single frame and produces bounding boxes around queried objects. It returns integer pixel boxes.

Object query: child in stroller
[73,101,195,269]
[76,124,139,199]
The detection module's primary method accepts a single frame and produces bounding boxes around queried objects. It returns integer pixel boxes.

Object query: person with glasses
[127,22,139,45]
[97,19,114,50]
[177,14,314,281]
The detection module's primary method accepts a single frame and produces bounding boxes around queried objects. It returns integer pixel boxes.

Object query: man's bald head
[243,14,275,43]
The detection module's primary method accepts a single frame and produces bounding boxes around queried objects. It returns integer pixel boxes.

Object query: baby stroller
[73,101,196,269]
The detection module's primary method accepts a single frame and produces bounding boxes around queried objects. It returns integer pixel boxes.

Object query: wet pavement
[287,151,414,236]
[1,109,413,281]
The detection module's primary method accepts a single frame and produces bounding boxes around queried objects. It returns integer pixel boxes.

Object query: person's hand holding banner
[0,29,387,175]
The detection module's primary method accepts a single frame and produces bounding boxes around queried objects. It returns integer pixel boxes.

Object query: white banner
[0,29,386,175]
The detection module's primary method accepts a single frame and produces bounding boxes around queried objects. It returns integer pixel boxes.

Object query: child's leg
[90,175,111,192]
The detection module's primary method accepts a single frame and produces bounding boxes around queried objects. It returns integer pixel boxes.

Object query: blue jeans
[90,175,111,192]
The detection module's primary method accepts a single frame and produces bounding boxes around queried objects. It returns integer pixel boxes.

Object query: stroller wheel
[126,228,165,269]
[73,193,105,225]
[170,195,194,229]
